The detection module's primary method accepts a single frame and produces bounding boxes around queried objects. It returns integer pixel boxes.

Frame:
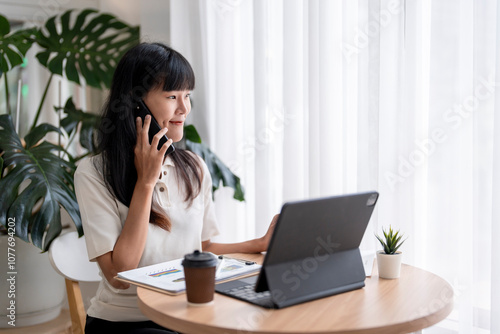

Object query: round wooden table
[137,254,453,334]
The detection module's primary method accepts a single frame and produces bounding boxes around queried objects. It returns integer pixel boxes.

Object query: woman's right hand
[134,115,172,186]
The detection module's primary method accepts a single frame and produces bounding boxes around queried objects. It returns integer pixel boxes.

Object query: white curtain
[164,0,500,332]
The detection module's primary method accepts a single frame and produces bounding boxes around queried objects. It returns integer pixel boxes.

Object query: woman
[74,42,276,334]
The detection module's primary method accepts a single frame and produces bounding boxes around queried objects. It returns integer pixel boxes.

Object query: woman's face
[142,87,191,143]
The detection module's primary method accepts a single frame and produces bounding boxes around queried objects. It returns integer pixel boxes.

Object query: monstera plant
[0,9,244,252]
[0,9,138,251]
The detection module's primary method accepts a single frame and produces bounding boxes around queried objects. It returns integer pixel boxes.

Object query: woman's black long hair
[96,42,203,231]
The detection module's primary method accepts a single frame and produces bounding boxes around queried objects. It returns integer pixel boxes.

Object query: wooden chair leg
[65,279,86,334]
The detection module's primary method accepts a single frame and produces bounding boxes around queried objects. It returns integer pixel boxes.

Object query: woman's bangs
[160,54,195,92]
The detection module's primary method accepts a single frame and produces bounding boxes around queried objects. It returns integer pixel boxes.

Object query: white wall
[100,0,171,43]
[0,0,170,39]
[0,0,99,23]
[99,0,140,25]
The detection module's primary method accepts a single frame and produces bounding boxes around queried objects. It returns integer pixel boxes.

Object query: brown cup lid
[182,250,218,268]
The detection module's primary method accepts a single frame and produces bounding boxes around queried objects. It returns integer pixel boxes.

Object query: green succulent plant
[375,226,406,255]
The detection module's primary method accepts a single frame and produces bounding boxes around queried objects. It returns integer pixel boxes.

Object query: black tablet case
[251,191,378,308]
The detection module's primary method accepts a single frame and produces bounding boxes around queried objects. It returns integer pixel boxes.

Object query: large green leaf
[184,124,202,143]
[0,14,37,73]
[0,115,82,251]
[56,97,100,151]
[0,15,10,36]
[186,140,245,201]
[35,9,139,89]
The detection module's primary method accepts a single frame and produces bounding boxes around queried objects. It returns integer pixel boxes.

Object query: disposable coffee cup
[182,250,218,306]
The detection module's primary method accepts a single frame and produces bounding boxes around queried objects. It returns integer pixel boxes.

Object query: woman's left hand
[259,214,279,251]
[202,214,279,255]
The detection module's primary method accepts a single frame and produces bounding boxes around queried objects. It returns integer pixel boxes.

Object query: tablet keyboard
[217,283,275,308]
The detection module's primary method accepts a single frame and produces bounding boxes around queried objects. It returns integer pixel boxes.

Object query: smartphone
[135,99,175,156]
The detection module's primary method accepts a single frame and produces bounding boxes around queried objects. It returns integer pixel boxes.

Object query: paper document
[117,256,261,295]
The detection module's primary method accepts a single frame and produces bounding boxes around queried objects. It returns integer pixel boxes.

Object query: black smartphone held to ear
[135,99,175,156]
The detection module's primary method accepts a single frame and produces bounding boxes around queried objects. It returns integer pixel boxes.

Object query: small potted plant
[375,226,406,279]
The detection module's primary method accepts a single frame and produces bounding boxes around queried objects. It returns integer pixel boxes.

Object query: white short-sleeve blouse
[74,153,219,322]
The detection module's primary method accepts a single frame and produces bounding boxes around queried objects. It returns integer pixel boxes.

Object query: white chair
[49,231,100,334]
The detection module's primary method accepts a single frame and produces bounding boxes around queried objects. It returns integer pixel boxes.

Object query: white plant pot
[376,251,402,279]
[0,236,65,328]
